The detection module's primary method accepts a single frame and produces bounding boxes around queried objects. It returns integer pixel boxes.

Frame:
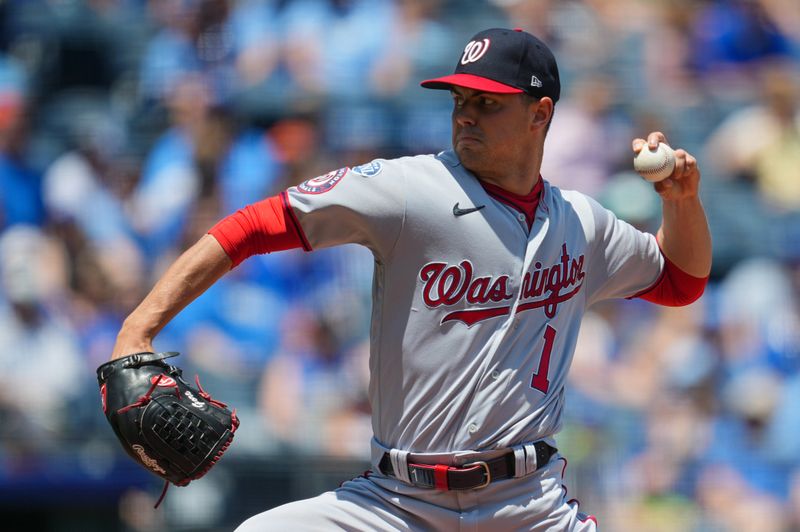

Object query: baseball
[633,142,676,182]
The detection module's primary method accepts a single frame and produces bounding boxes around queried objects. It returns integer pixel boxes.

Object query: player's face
[450,86,540,183]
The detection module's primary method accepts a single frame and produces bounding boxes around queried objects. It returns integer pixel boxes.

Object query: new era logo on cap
[421,28,560,102]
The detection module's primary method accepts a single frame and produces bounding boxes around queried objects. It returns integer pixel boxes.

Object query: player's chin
[455,143,484,164]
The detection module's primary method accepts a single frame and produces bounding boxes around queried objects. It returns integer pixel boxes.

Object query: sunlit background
[1,0,799,530]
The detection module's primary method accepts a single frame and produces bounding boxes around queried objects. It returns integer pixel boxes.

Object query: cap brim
[420,73,523,94]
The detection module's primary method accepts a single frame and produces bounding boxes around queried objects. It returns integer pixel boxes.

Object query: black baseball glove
[97,352,239,505]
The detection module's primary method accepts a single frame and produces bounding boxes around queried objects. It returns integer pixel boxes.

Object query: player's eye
[452,95,464,107]
[480,97,496,106]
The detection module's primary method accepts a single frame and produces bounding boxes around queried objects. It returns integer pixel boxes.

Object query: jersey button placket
[467,423,478,434]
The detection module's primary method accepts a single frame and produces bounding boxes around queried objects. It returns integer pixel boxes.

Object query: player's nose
[453,104,477,127]
[453,108,476,127]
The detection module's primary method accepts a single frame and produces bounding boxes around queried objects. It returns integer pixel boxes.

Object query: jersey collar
[436,149,461,168]
[437,148,552,214]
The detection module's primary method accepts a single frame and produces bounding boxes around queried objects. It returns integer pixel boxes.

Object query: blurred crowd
[0,0,799,530]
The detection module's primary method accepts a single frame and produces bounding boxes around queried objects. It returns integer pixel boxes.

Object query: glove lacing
[194,375,230,409]
[117,375,165,414]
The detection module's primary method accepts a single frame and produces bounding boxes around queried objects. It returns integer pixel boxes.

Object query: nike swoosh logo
[453,202,486,217]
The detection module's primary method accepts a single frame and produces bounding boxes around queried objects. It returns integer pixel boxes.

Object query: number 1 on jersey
[530,325,556,394]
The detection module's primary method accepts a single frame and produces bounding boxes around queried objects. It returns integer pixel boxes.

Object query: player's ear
[530,97,553,131]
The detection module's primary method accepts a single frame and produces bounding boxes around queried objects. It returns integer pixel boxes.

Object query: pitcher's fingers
[672,149,688,177]
[683,153,697,176]
[647,131,667,149]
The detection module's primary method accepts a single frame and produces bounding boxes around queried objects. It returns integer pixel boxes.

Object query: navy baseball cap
[421,28,560,102]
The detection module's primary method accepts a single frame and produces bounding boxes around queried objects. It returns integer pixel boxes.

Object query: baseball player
[111,28,711,530]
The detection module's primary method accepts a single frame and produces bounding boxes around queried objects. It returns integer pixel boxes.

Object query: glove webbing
[150,375,239,509]
[153,407,239,509]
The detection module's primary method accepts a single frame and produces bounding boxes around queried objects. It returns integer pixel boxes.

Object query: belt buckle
[463,461,491,489]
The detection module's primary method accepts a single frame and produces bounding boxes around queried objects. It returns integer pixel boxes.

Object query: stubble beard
[455,144,491,179]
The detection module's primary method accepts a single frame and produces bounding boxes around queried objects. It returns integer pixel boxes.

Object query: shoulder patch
[298,167,348,194]
[351,161,383,177]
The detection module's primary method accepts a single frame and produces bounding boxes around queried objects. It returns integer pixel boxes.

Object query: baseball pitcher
[108,28,711,530]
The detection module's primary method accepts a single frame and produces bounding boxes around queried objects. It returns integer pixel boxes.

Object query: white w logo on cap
[460,39,490,65]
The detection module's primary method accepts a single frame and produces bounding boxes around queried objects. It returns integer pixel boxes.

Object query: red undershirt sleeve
[207,191,310,268]
[634,251,708,306]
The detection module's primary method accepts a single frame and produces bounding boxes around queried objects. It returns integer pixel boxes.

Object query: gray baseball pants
[235,455,597,531]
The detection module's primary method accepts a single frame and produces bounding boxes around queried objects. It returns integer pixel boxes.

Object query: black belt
[378,441,557,491]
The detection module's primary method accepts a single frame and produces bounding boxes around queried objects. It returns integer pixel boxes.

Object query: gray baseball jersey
[239,150,661,530]
[286,149,661,454]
